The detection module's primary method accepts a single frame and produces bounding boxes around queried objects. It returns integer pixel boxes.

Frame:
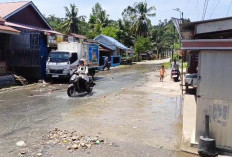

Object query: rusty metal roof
[70,33,87,40]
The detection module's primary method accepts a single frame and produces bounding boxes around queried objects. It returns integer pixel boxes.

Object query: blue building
[94,34,131,67]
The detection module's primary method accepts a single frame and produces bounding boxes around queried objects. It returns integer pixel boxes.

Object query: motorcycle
[103,61,111,70]
[171,70,180,82]
[67,72,95,97]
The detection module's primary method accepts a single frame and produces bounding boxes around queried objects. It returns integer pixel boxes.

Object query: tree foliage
[62,4,86,34]
[122,2,156,37]
[46,1,184,60]
[101,26,119,39]
[134,37,152,56]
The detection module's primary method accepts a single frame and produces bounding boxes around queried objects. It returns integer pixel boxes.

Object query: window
[70,53,78,64]
[30,34,40,49]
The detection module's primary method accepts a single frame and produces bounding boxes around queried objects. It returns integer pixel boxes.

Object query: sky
[0,0,231,25]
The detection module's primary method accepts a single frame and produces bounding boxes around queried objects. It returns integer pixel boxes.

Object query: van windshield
[49,52,70,62]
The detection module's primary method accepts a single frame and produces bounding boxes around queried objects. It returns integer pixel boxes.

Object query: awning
[99,46,111,52]
[70,33,87,39]
[181,39,232,50]
[0,25,20,35]
[5,22,63,35]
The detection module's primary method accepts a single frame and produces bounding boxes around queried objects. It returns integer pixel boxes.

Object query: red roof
[0,25,20,34]
[0,16,5,25]
[5,21,62,35]
[0,16,5,22]
[70,33,87,40]
[0,1,29,18]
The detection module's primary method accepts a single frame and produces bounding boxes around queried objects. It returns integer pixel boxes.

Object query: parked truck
[46,42,99,80]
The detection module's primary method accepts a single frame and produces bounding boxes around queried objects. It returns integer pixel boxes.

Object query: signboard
[89,44,99,63]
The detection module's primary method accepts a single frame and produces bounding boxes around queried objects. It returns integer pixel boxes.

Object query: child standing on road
[160,65,166,82]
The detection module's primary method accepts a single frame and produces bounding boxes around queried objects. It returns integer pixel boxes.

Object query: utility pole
[173,8,184,95]
[172,25,175,60]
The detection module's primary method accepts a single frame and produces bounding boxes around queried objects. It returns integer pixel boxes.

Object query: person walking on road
[160,65,166,82]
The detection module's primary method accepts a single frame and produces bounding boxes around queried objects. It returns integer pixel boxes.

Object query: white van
[46,42,99,80]
[46,51,79,79]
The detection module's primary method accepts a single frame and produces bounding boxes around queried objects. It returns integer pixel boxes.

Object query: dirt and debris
[40,128,107,151]
[15,128,109,156]
[16,141,27,147]
[14,75,28,86]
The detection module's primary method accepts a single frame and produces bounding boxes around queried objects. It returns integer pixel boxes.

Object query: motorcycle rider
[171,59,180,78]
[103,56,109,70]
[77,59,89,89]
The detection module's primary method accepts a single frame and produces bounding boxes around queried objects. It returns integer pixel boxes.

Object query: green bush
[134,37,153,56]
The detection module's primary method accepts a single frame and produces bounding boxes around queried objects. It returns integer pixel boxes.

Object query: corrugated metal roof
[95,34,130,51]
[0,16,5,22]
[70,33,87,39]
[0,24,20,35]
[0,1,52,30]
[0,16,5,25]
[5,22,62,35]
[0,1,29,18]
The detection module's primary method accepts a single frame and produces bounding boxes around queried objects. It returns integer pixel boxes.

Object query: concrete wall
[196,50,232,148]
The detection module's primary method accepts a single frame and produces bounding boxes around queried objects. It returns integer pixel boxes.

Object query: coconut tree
[62,4,85,34]
[122,2,156,37]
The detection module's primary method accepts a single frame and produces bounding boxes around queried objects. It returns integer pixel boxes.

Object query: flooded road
[0,62,198,157]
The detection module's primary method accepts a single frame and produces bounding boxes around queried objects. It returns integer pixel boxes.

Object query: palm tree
[123,2,156,37]
[90,3,109,28]
[62,4,85,34]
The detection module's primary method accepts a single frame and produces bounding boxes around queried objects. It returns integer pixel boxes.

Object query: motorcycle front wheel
[67,85,75,97]
[87,87,93,93]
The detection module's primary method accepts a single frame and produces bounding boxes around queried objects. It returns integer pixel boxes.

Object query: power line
[202,0,207,20]
[226,0,232,16]
[197,0,199,19]
[202,0,209,20]
[209,0,220,18]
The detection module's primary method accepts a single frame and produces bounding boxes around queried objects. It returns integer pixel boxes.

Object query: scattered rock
[17,154,24,157]
[39,128,106,153]
[86,144,92,149]
[71,144,78,149]
[67,146,71,150]
[20,149,27,154]
[100,139,104,143]
[16,141,26,147]
[71,136,78,141]
[37,153,43,157]
[92,137,98,142]
[80,142,86,147]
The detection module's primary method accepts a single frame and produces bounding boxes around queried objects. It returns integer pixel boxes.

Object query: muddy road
[0,61,198,157]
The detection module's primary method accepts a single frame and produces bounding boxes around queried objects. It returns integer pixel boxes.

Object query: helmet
[79,59,85,66]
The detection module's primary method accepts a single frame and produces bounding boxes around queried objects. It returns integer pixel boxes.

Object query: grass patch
[162,61,188,69]
[163,62,171,69]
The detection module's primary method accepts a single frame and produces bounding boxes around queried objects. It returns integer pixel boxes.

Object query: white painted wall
[196,50,232,148]
[196,19,232,34]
